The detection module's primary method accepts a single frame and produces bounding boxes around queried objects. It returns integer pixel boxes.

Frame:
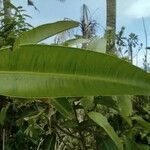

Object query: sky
[12,0,150,67]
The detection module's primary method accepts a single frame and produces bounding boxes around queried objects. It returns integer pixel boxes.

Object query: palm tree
[56,0,117,54]
[54,4,97,48]
[80,4,97,48]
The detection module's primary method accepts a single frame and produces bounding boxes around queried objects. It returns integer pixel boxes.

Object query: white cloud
[125,0,150,18]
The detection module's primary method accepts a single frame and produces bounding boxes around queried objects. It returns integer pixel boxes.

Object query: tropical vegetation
[0,0,149,150]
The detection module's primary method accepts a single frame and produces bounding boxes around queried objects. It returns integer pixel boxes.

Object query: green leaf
[61,120,77,128]
[81,97,94,111]
[0,103,10,126]
[96,136,118,150]
[125,137,149,150]
[94,96,118,109]
[62,38,90,46]
[132,116,150,131]
[116,96,133,125]
[51,98,74,120]
[0,44,150,98]
[88,112,123,150]
[136,144,150,150]
[0,46,12,51]
[116,96,133,117]
[14,21,79,48]
[87,37,106,53]
[42,133,56,150]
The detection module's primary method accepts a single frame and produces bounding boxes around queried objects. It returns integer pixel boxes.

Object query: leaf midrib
[0,71,149,89]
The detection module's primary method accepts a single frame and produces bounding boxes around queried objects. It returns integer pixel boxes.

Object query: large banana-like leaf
[88,112,123,150]
[0,44,150,98]
[14,21,79,49]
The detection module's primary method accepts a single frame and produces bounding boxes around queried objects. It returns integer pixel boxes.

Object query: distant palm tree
[54,4,98,47]
[56,0,116,53]
[80,4,97,48]
[81,4,97,39]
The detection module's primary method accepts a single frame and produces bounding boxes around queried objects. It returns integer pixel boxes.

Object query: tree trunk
[106,0,116,30]
[3,0,11,26]
[106,0,116,53]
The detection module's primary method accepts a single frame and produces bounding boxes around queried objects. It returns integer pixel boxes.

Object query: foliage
[0,2,149,150]
[116,27,143,63]
[0,2,32,48]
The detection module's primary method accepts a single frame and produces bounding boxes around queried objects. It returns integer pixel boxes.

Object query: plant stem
[142,17,148,72]
[2,128,5,150]
[36,138,44,150]
[55,124,79,139]
[73,102,87,150]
